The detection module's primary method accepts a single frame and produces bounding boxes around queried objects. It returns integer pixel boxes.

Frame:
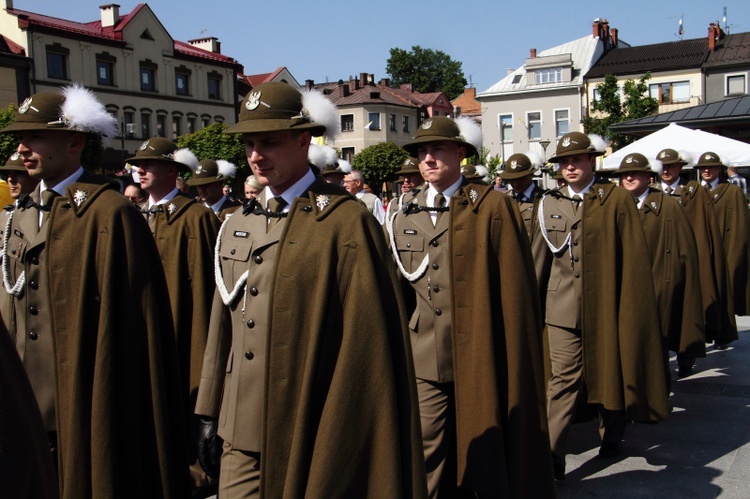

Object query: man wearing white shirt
[389,115,554,497]
[532,133,668,480]
[343,169,385,224]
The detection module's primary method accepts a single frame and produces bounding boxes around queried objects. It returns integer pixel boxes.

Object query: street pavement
[557,316,750,498]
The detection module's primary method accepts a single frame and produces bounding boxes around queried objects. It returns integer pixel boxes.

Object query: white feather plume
[678,150,696,169]
[301,88,339,143]
[308,144,339,169]
[173,148,199,172]
[475,164,490,183]
[588,134,608,154]
[217,160,237,178]
[455,116,483,153]
[60,83,117,142]
[649,157,663,176]
[337,159,352,173]
[524,151,545,169]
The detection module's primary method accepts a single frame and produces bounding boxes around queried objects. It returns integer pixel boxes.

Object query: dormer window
[535,67,563,84]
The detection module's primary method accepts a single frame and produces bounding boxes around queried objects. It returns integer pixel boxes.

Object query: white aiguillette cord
[386,192,430,282]
[2,212,25,296]
[214,216,248,305]
[537,192,573,259]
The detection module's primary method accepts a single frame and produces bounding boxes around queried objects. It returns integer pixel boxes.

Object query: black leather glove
[197,416,222,480]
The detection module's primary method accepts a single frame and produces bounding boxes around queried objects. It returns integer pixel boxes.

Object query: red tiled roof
[7,4,238,65]
[314,81,419,108]
[1,35,26,56]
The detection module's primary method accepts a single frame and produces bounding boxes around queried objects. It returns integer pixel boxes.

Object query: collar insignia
[246,91,261,111]
[168,203,177,214]
[598,188,605,198]
[688,185,694,193]
[469,189,479,202]
[714,193,719,199]
[650,202,658,210]
[316,194,330,210]
[73,190,87,207]
[421,119,433,130]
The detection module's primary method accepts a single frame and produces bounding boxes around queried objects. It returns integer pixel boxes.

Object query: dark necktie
[40,189,58,227]
[571,194,582,215]
[665,186,674,195]
[515,192,525,202]
[267,196,287,232]
[434,193,446,225]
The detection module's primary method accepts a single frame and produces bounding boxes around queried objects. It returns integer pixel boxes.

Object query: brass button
[29,331,38,340]
[246,319,255,328]
[250,287,259,296]
[432,263,439,270]
[244,351,254,360]
[435,309,442,316]
[29,306,38,315]
[254,255,263,264]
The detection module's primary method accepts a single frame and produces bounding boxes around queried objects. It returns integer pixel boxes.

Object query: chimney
[100,4,120,28]
[379,78,390,87]
[305,79,314,91]
[339,83,350,97]
[530,48,537,58]
[400,83,413,92]
[601,19,610,42]
[360,72,368,87]
[352,77,360,90]
[592,18,603,39]
[466,87,476,99]
[610,28,618,48]
[189,37,221,53]
[6,0,14,9]
[506,68,514,76]
[708,22,725,51]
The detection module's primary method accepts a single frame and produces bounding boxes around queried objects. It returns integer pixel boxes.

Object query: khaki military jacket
[508,183,544,239]
[389,180,555,497]
[196,178,426,498]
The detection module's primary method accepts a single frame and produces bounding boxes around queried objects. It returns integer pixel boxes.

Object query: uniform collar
[263,167,316,211]
[426,176,462,207]
[149,187,179,208]
[40,166,84,195]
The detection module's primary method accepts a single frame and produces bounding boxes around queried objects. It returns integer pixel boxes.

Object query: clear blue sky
[12,0,750,92]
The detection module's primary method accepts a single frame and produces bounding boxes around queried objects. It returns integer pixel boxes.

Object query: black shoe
[677,365,693,377]
[552,455,565,481]
[716,343,729,350]
[598,441,622,459]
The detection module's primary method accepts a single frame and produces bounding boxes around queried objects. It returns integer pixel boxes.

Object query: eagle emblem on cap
[18,97,32,114]
[561,137,571,147]
[422,119,433,130]
[625,155,634,163]
[510,160,518,170]
[139,140,150,151]
[659,151,667,158]
[705,154,715,160]
[195,164,204,175]
[246,91,261,111]
[10,152,20,161]
[73,190,87,207]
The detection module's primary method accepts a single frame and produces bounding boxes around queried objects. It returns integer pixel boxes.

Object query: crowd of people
[0,81,747,499]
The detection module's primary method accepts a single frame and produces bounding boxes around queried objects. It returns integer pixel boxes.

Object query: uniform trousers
[219,440,260,499]
[547,325,626,463]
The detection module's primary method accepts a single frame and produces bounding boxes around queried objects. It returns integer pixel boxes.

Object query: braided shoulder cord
[537,192,573,258]
[2,212,25,296]
[386,194,430,282]
[214,216,248,306]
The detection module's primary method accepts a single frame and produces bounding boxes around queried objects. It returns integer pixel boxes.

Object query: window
[141,113,151,138]
[535,67,563,84]
[341,147,355,162]
[140,66,156,91]
[527,112,541,140]
[499,114,513,142]
[175,71,190,96]
[649,81,689,104]
[207,72,222,100]
[96,59,114,86]
[402,116,410,132]
[123,111,135,137]
[368,112,380,130]
[187,116,196,134]
[511,74,522,84]
[555,109,569,138]
[341,114,354,132]
[46,45,68,80]
[389,114,396,131]
[727,74,746,96]
[172,116,181,139]
[201,116,211,129]
[156,114,166,137]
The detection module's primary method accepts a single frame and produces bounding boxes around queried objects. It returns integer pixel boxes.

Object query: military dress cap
[695,151,726,168]
[125,137,198,172]
[395,157,420,176]
[460,164,482,179]
[1,152,26,172]
[187,159,237,186]
[498,153,536,179]
[1,84,117,138]
[224,82,327,137]
[548,132,606,163]
[657,148,686,166]
[403,116,480,158]
[612,152,656,174]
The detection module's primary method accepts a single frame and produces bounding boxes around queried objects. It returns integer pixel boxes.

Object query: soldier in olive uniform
[656,148,736,348]
[386,156,424,220]
[532,132,668,480]
[698,151,750,319]
[194,82,425,498]
[128,139,221,498]
[388,116,554,497]
[187,158,241,219]
[1,152,40,203]
[0,85,186,498]
[498,152,544,239]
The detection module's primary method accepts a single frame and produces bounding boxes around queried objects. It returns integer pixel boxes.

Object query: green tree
[386,46,467,100]
[352,141,409,193]
[177,122,248,189]
[581,73,658,151]
[476,147,503,179]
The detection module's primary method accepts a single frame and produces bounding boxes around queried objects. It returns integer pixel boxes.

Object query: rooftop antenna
[723,6,730,34]
[669,15,684,40]
[200,27,208,36]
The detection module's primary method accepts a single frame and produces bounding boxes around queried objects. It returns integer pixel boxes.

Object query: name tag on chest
[233,230,249,238]
[403,229,417,235]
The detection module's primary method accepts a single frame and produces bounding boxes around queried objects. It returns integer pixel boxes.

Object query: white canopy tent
[602,123,750,169]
